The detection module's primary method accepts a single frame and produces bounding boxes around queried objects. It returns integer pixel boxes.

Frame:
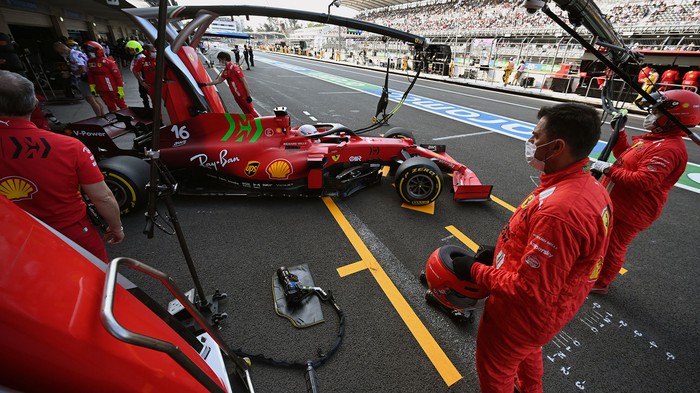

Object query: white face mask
[525,139,557,172]
[149,52,156,59]
[643,113,658,131]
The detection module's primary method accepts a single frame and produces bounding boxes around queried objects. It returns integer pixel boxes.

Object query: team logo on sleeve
[589,257,604,281]
[0,176,38,201]
[601,206,610,236]
[520,194,535,209]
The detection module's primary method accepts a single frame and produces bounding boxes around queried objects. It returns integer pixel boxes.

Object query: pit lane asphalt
[51,53,700,392]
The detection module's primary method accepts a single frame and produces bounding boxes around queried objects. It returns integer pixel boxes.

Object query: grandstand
[282,0,699,96]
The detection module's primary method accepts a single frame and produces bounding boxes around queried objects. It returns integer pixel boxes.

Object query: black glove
[474,245,495,266]
[246,96,253,103]
[453,255,477,281]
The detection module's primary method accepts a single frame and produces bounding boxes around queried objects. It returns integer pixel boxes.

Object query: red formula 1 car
[65,6,492,215]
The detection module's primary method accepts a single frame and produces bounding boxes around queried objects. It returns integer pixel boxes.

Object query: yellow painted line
[401,202,435,214]
[322,197,462,386]
[620,267,628,275]
[445,225,479,252]
[337,260,368,277]
[490,194,516,213]
[381,166,391,177]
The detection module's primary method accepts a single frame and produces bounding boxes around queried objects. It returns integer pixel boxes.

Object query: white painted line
[303,111,311,115]
[309,116,318,121]
[317,91,365,94]
[433,130,495,141]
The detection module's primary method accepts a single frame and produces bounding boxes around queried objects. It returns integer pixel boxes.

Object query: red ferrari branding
[245,161,260,177]
[266,159,293,179]
[0,176,38,201]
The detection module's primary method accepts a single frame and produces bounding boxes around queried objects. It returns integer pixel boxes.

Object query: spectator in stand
[0,71,124,262]
[84,41,127,113]
[659,66,681,91]
[53,42,104,116]
[200,51,258,117]
[681,66,700,91]
[589,90,700,294]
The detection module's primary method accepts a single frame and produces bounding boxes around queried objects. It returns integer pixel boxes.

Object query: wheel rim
[405,173,437,200]
[105,178,129,209]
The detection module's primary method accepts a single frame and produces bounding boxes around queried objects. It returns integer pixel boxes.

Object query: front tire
[395,157,443,205]
[384,127,415,143]
[99,156,150,215]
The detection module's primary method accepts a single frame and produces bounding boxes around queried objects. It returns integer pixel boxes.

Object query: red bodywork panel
[0,196,227,392]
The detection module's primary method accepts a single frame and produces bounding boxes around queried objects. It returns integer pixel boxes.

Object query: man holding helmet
[589,89,700,294]
[84,41,127,113]
[439,103,611,392]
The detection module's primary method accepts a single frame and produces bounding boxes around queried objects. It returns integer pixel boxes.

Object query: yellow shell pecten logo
[266,159,293,179]
[0,176,38,201]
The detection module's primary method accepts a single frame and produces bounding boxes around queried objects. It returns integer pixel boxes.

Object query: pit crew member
[200,51,259,117]
[0,71,124,261]
[589,89,699,294]
[456,103,612,392]
[84,41,127,113]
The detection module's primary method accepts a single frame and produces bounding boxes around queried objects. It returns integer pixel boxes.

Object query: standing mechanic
[454,103,612,392]
[84,41,127,113]
[53,42,105,117]
[200,51,259,117]
[0,71,124,262]
[589,89,700,294]
[126,40,151,109]
[132,44,158,102]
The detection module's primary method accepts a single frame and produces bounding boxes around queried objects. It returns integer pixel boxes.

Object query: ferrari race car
[64,6,492,215]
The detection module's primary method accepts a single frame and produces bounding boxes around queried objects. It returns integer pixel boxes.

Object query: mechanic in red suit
[589,89,699,294]
[132,43,158,100]
[0,71,124,261]
[84,41,127,113]
[637,64,652,84]
[451,103,611,393]
[681,66,700,91]
[658,66,680,91]
[200,51,259,117]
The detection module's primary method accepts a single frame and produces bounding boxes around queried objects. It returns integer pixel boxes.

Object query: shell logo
[266,159,293,179]
[0,176,38,201]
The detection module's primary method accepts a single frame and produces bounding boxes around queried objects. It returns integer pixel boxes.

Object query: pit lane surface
[113,52,699,392]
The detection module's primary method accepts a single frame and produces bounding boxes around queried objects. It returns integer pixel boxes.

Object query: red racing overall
[87,56,127,112]
[471,159,612,393]
[0,118,107,261]
[221,62,259,117]
[132,55,157,97]
[595,130,687,287]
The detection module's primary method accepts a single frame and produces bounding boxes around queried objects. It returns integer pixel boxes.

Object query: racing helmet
[297,124,318,136]
[125,40,143,55]
[424,245,489,311]
[636,90,700,132]
[83,41,104,58]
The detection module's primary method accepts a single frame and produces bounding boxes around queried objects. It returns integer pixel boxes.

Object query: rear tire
[395,157,443,205]
[99,156,150,215]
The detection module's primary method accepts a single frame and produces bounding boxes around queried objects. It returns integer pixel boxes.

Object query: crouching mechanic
[84,41,128,113]
[589,89,700,294]
[453,103,612,392]
[0,71,124,262]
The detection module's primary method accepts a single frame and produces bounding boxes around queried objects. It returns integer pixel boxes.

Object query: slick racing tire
[99,156,150,215]
[395,157,443,205]
[384,127,415,142]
